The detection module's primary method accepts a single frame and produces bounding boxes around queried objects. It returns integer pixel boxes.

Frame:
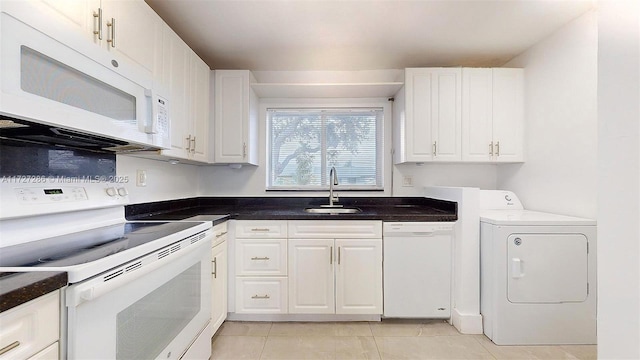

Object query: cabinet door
[335,239,382,314]
[214,70,249,163]
[100,0,160,79]
[190,53,210,162]
[161,26,191,159]
[288,239,334,314]
[403,68,434,162]
[403,68,461,162]
[211,240,227,333]
[431,68,462,161]
[492,68,524,162]
[462,68,494,162]
[38,0,93,38]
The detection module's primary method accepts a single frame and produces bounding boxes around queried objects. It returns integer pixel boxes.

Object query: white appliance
[479,190,596,345]
[383,222,454,318]
[0,8,170,150]
[0,182,213,359]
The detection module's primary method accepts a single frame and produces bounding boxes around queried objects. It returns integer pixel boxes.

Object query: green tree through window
[268,108,383,190]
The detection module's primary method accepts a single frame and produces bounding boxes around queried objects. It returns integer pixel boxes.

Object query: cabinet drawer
[212,222,228,247]
[0,291,59,360]
[236,221,287,238]
[28,342,58,360]
[235,277,287,314]
[236,239,287,276]
[288,220,382,239]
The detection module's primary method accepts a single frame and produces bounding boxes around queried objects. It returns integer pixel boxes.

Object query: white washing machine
[479,190,596,345]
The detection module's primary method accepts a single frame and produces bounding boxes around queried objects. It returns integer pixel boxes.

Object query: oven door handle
[67,234,212,306]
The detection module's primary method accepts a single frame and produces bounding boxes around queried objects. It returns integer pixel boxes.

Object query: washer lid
[480,209,596,226]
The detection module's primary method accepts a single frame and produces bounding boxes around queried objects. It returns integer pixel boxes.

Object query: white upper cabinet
[214,70,259,165]
[462,68,524,162]
[31,0,162,84]
[159,25,210,163]
[393,68,462,163]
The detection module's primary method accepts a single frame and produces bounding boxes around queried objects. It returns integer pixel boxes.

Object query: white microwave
[0,11,170,150]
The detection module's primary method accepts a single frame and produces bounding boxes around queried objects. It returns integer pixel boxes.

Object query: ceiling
[145,0,594,71]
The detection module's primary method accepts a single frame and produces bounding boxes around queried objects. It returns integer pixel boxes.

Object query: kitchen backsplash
[0,139,115,178]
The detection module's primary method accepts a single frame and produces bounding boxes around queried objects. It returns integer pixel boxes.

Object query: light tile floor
[211,320,597,360]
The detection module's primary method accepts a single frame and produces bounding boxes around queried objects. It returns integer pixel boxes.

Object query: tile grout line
[258,322,273,360]
[470,334,499,360]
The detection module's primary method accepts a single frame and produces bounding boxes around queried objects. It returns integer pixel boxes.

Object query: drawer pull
[251,294,270,299]
[0,341,20,356]
[251,256,270,261]
[212,258,217,278]
[250,228,270,232]
[215,231,228,238]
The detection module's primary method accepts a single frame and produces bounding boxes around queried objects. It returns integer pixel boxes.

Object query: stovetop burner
[0,222,201,270]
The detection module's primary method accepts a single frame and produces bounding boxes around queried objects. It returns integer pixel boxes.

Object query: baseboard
[451,308,483,334]
[226,313,381,322]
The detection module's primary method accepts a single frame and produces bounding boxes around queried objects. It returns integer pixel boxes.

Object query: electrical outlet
[136,170,147,187]
[402,175,414,187]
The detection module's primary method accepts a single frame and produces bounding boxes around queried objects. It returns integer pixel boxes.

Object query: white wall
[394,164,496,196]
[116,155,200,204]
[597,1,640,358]
[496,11,598,219]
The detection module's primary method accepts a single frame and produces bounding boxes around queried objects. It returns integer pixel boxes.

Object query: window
[267,108,383,190]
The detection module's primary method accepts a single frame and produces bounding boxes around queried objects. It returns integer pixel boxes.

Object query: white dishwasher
[383,222,454,318]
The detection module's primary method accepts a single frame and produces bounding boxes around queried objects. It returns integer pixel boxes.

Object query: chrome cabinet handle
[338,247,341,265]
[186,135,192,152]
[215,231,228,238]
[93,8,102,40]
[489,142,494,156]
[251,256,270,261]
[251,294,270,299]
[0,341,20,356]
[330,246,333,264]
[432,141,437,156]
[250,228,269,232]
[212,257,217,278]
[106,18,115,48]
[191,136,196,153]
[242,142,247,158]
[495,141,500,156]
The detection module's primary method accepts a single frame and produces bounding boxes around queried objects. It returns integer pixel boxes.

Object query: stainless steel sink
[304,207,362,214]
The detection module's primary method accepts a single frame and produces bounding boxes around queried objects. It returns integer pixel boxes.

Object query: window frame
[266,106,385,191]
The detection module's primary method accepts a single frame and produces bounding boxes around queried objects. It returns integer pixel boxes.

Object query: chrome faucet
[329,166,339,206]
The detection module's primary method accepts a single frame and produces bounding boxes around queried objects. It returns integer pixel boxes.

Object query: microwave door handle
[144,89,156,134]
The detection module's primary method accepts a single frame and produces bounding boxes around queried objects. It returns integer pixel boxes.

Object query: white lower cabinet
[231,220,383,316]
[234,221,288,314]
[235,277,288,314]
[0,291,60,360]
[288,239,334,314]
[288,221,383,315]
[211,222,228,334]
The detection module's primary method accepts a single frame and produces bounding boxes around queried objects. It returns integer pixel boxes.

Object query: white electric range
[0,181,213,360]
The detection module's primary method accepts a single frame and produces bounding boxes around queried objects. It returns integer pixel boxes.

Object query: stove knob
[117,187,128,197]
[105,187,117,197]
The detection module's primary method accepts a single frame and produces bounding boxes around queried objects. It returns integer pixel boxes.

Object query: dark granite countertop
[126,197,457,222]
[0,272,67,313]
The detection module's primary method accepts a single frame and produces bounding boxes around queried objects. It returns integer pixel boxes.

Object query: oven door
[65,235,211,360]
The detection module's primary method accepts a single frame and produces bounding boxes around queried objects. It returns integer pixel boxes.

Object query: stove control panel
[15,186,88,203]
[1,182,129,219]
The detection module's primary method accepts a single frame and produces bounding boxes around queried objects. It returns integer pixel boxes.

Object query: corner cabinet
[287,221,383,315]
[393,68,462,163]
[213,70,258,165]
[462,68,524,162]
